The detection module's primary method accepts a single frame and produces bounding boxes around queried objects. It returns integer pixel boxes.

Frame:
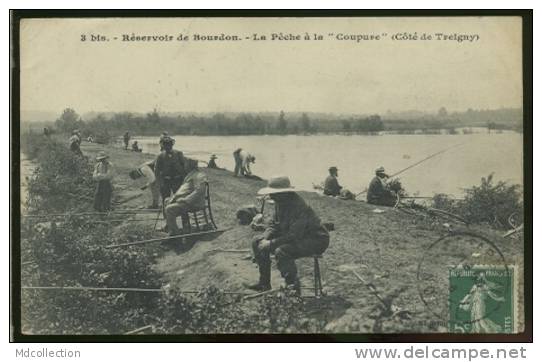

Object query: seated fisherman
[323,166,342,196]
[131,141,142,152]
[208,154,219,169]
[164,158,207,236]
[367,166,397,207]
[246,176,330,293]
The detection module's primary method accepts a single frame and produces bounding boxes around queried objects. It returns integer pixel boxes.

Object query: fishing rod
[22,209,161,218]
[355,142,467,198]
[388,142,467,178]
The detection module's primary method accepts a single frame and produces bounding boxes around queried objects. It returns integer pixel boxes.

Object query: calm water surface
[137,133,523,197]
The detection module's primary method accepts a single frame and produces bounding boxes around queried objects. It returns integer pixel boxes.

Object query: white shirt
[139,161,156,185]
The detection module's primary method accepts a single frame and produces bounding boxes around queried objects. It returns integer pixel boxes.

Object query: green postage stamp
[449,265,517,333]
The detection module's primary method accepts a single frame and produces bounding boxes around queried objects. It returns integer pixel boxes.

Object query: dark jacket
[323,175,342,196]
[265,193,329,251]
[154,150,185,183]
[367,176,395,205]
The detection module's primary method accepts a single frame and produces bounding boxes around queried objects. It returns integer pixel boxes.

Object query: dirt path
[79,141,524,333]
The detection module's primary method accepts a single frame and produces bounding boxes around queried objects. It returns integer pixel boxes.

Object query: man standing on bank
[323,166,342,197]
[154,136,186,208]
[123,131,131,150]
[246,176,330,293]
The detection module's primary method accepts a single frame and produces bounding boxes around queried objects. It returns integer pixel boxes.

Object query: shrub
[21,131,54,160]
[430,174,523,229]
[24,139,94,213]
[387,178,406,197]
[86,128,112,144]
[460,174,523,228]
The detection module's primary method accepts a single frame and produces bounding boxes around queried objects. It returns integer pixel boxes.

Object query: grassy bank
[19,135,525,334]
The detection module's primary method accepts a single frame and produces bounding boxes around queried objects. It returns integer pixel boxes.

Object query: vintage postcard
[13,12,530,340]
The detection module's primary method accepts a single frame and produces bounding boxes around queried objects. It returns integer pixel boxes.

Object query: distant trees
[55,108,84,133]
[300,113,311,133]
[437,107,448,118]
[342,120,351,132]
[277,111,287,134]
[48,107,521,138]
[147,108,160,124]
[347,114,384,133]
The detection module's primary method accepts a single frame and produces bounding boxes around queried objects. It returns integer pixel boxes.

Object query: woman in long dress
[460,273,505,333]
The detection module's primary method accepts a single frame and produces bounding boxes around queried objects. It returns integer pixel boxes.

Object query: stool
[312,254,325,297]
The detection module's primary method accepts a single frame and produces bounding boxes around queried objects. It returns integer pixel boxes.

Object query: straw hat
[329,166,338,172]
[162,136,174,145]
[210,154,218,159]
[258,176,296,195]
[375,166,386,174]
[96,151,109,161]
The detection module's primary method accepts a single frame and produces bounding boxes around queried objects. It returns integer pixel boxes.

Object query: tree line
[53,108,385,140]
[48,107,521,143]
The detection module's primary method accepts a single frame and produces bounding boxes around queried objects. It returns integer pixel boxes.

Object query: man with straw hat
[92,151,114,212]
[164,158,207,236]
[367,166,396,207]
[207,154,219,169]
[245,176,330,293]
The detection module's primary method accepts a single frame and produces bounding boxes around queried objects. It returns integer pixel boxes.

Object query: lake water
[136,132,523,197]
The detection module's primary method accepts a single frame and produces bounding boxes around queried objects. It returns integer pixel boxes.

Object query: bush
[430,174,523,229]
[23,137,95,213]
[387,178,406,197]
[21,131,54,160]
[460,174,523,228]
[431,193,458,212]
[89,129,113,145]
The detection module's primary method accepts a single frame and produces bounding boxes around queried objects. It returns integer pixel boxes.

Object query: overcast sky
[20,17,523,116]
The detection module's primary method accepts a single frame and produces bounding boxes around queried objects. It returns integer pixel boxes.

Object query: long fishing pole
[388,142,467,178]
[355,142,467,198]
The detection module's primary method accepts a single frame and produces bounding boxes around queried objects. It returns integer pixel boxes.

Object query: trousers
[165,201,191,234]
[233,151,242,176]
[160,177,183,200]
[252,235,329,285]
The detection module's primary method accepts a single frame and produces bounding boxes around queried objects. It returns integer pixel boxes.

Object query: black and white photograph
[11,11,531,341]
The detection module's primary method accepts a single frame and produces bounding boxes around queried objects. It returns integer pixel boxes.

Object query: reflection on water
[136,133,523,197]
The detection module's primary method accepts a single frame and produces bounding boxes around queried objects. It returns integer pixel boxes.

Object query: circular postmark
[416,231,514,333]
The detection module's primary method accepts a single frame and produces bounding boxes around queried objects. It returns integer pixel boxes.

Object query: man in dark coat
[154,136,185,204]
[208,154,219,169]
[123,132,130,150]
[367,166,397,207]
[246,176,330,293]
[323,166,342,196]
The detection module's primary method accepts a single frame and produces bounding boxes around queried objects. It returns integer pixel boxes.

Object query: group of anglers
[323,165,398,206]
[68,129,397,295]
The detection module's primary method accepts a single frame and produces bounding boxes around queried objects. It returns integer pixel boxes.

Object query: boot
[286,278,301,296]
[284,273,301,296]
[244,262,271,292]
[180,217,191,234]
